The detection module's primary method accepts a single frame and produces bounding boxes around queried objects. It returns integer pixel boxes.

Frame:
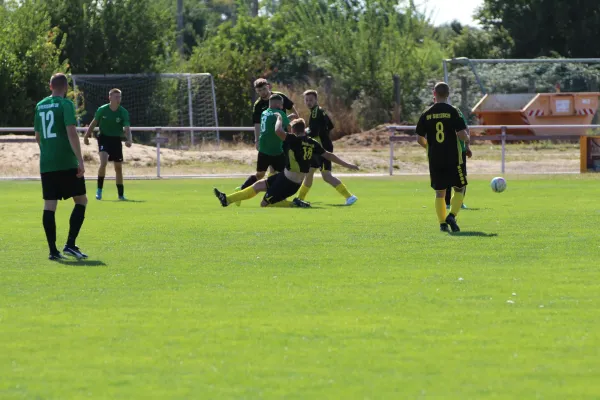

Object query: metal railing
[387,124,600,175]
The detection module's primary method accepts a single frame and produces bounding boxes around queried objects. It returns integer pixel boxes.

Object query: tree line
[1,0,599,133]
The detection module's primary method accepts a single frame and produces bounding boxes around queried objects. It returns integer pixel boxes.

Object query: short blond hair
[109,88,122,95]
[303,90,318,99]
[290,118,306,133]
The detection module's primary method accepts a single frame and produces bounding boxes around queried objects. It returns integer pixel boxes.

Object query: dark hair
[303,90,318,99]
[50,73,68,90]
[254,78,269,88]
[434,82,450,98]
[290,118,306,133]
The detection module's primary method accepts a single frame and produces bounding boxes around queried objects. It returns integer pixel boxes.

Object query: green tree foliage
[0,1,67,126]
[477,0,600,58]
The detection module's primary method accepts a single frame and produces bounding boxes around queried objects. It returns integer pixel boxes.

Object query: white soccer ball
[491,177,507,193]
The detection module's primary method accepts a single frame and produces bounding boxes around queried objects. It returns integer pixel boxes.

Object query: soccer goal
[71,73,219,147]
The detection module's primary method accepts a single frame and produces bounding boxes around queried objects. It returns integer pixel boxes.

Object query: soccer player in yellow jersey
[214,116,358,208]
[416,82,470,233]
[83,89,132,200]
[297,90,357,205]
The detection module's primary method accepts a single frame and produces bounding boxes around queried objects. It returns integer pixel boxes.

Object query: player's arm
[252,103,261,150]
[67,125,85,177]
[274,114,288,141]
[35,131,41,148]
[34,111,41,147]
[83,119,98,145]
[415,114,427,149]
[123,109,132,147]
[321,152,359,170]
[457,129,470,144]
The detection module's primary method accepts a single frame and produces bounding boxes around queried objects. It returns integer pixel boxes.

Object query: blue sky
[417,0,483,26]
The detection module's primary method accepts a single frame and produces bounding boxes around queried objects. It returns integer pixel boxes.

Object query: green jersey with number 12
[34,96,79,173]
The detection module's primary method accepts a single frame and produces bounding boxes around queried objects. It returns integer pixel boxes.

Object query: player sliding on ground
[416,82,470,233]
[214,116,359,208]
[236,79,298,192]
[297,90,357,205]
[83,88,132,201]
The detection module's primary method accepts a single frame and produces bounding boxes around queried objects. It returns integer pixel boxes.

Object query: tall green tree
[0,0,67,126]
[477,0,600,58]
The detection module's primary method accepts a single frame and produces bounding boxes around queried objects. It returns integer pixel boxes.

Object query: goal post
[70,73,219,146]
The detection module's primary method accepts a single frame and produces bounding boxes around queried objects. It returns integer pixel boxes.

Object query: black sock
[117,184,124,197]
[241,175,258,190]
[43,210,58,253]
[97,176,105,190]
[67,204,86,247]
[445,187,452,206]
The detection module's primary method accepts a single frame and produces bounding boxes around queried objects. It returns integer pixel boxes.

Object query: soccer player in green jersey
[297,90,357,205]
[214,116,359,208]
[83,88,132,200]
[234,94,291,204]
[236,80,299,192]
[35,73,88,260]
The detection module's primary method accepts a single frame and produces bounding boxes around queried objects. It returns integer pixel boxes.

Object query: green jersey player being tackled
[214,114,359,208]
[84,88,132,200]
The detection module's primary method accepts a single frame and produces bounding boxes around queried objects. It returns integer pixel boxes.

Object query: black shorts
[256,152,285,173]
[41,168,86,200]
[263,172,301,205]
[98,135,124,162]
[429,162,468,191]
[446,153,467,189]
[310,154,332,171]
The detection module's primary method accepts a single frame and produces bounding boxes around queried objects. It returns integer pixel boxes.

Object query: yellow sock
[435,197,446,223]
[335,183,352,199]
[226,187,256,204]
[298,184,311,201]
[450,190,465,217]
[268,171,278,177]
[269,200,293,207]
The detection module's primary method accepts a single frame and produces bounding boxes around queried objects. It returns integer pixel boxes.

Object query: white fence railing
[387,124,600,175]
[1,125,599,177]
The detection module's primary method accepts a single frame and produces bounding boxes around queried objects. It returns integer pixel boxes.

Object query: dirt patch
[336,124,413,147]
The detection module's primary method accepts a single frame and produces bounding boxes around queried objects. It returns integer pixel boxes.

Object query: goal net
[71,73,219,147]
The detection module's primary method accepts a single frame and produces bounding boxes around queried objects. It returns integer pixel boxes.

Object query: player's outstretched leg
[322,170,357,205]
[214,188,229,207]
[445,186,465,233]
[298,168,317,201]
[96,152,108,200]
[63,195,88,259]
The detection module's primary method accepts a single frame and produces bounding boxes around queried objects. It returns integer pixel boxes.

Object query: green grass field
[1,176,600,399]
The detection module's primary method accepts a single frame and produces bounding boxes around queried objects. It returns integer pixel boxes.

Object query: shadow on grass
[451,231,498,238]
[102,199,146,203]
[460,207,491,211]
[56,259,107,267]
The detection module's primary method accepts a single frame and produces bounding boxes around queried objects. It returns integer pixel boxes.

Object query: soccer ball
[491,177,507,193]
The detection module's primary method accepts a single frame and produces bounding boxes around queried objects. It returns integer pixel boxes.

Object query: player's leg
[321,164,357,205]
[430,165,449,231]
[215,178,268,207]
[261,174,309,208]
[460,153,468,209]
[41,171,63,259]
[239,153,268,190]
[114,162,125,200]
[110,139,126,200]
[62,169,89,259]
[445,185,452,209]
[445,164,468,232]
[298,168,317,201]
[96,151,109,200]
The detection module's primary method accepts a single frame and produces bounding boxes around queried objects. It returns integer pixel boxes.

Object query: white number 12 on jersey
[39,111,56,139]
